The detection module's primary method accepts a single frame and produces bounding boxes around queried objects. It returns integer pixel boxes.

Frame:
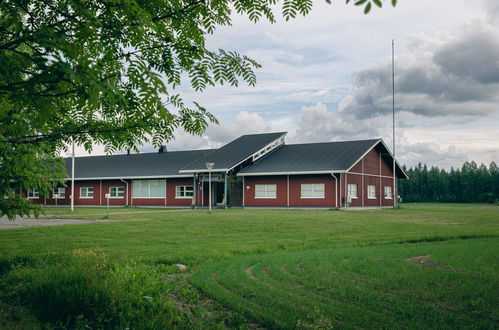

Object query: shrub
[0,250,186,329]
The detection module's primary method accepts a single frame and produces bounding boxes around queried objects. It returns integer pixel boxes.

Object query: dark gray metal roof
[179,132,286,172]
[238,139,399,175]
[65,149,214,179]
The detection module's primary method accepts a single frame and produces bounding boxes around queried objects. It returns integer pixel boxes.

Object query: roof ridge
[285,138,380,147]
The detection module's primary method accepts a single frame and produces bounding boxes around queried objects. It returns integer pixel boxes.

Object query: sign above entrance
[199,173,224,182]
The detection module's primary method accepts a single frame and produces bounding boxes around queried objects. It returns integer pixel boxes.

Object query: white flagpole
[392,40,397,208]
[71,140,75,212]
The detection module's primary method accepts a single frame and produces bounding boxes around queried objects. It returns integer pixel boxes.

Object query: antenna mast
[392,40,397,208]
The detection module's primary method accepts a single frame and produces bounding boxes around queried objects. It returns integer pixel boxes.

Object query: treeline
[398,161,499,203]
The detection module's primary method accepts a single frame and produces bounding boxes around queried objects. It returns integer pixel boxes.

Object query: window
[27,189,39,199]
[367,185,376,199]
[109,187,124,198]
[175,185,193,198]
[347,184,357,199]
[301,183,325,199]
[53,187,66,199]
[255,184,276,199]
[80,187,94,199]
[384,186,393,199]
[133,180,166,198]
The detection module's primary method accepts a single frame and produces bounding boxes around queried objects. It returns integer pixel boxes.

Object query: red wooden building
[25,132,407,209]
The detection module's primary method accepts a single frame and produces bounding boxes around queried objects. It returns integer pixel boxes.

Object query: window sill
[300,197,325,199]
[132,197,166,199]
[254,197,277,199]
[367,197,377,200]
[384,197,393,200]
[175,196,193,199]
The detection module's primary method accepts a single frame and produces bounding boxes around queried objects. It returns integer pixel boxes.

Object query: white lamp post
[205,162,215,213]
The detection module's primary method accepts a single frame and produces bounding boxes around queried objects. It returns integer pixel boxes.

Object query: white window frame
[300,183,325,199]
[255,184,277,199]
[384,186,393,199]
[53,187,66,199]
[367,185,376,199]
[133,179,166,198]
[175,185,193,199]
[347,184,358,199]
[109,187,124,199]
[80,187,94,199]
[27,188,39,199]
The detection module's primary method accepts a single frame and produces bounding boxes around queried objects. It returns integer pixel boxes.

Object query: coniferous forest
[398,161,499,203]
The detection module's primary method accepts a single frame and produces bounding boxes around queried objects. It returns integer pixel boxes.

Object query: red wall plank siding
[75,180,101,205]
[340,146,396,208]
[100,180,127,206]
[244,175,337,207]
[244,176,287,207]
[167,178,195,206]
[288,174,336,207]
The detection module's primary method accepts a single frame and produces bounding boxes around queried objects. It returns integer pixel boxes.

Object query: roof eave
[237,170,346,176]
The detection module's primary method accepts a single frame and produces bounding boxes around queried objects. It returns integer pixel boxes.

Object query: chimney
[158,145,167,153]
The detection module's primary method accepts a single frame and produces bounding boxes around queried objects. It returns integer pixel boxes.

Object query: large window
[301,183,325,199]
[384,186,393,199]
[133,180,166,198]
[367,185,376,199]
[347,184,357,199]
[175,185,193,198]
[53,187,66,199]
[80,187,94,199]
[27,188,39,199]
[109,187,124,198]
[255,184,276,199]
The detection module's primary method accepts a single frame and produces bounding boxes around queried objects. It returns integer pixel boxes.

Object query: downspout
[287,174,290,208]
[331,173,338,208]
[224,171,228,209]
[345,173,348,209]
[193,174,196,209]
[120,179,128,206]
[242,176,245,208]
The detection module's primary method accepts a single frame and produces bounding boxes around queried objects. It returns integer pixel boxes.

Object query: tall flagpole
[71,139,75,212]
[392,40,397,208]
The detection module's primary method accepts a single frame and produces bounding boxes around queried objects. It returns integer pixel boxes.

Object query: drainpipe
[331,173,338,208]
[120,179,129,206]
[224,171,228,209]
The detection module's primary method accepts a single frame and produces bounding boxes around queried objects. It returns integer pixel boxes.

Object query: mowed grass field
[0,204,498,329]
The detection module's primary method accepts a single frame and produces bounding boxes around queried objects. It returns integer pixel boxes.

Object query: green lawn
[0,204,498,329]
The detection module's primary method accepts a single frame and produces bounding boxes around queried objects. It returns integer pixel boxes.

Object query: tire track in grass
[193,238,499,329]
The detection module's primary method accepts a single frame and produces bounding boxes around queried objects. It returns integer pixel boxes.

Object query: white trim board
[238,170,345,177]
[65,175,192,180]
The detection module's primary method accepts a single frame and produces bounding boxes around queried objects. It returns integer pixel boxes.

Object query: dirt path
[0,216,112,229]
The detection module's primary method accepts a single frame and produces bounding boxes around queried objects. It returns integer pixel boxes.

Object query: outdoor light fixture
[205,162,215,213]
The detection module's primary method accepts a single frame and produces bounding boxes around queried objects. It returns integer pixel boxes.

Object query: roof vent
[158,145,167,153]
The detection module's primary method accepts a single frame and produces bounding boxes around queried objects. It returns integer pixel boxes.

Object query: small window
[53,187,66,199]
[27,188,39,199]
[255,184,276,199]
[347,184,357,199]
[175,185,193,198]
[384,186,393,199]
[367,185,376,199]
[80,187,94,199]
[109,187,124,198]
[301,183,325,199]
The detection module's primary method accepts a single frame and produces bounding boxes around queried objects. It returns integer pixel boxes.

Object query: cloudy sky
[79,0,499,169]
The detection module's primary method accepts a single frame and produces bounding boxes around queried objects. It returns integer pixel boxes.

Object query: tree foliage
[399,161,499,204]
[0,0,397,218]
